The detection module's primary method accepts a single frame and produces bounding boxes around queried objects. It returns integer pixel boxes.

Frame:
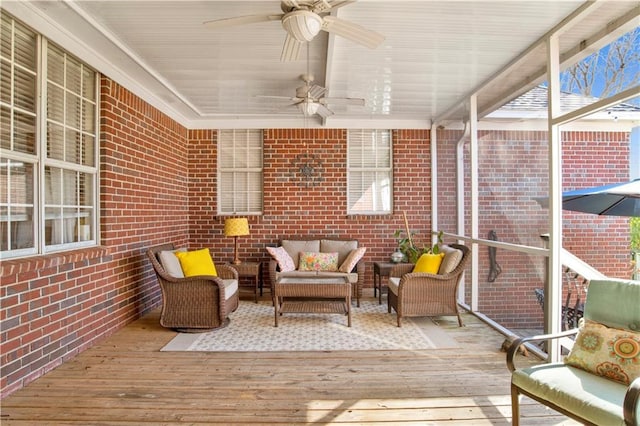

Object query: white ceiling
[4,1,639,129]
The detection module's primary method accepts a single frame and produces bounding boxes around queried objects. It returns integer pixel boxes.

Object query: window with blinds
[218,129,263,215]
[347,129,392,214]
[0,12,99,259]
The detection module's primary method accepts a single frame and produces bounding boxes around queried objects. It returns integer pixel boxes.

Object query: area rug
[161,299,460,352]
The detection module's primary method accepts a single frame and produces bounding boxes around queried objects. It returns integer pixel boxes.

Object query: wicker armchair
[146,243,239,332]
[388,243,470,327]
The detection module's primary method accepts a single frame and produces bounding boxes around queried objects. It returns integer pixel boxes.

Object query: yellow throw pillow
[413,253,445,274]
[175,248,217,277]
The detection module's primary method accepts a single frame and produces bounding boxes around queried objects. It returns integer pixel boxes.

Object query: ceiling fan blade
[257,95,300,102]
[308,84,327,99]
[321,16,385,49]
[316,104,334,118]
[321,97,365,106]
[323,1,356,12]
[281,34,303,62]
[203,14,282,30]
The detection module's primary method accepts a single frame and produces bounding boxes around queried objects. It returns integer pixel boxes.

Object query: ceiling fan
[203,0,385,61]
[259,73,365,118]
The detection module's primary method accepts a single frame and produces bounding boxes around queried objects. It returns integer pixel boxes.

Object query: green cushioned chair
[506,279,640,426]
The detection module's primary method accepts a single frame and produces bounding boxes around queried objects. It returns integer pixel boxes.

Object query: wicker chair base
[174,318,230,333]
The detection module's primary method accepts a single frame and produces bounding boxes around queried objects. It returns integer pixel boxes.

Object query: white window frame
[217,129,263,215]
[0,13,99,259]
[347,129,393,215]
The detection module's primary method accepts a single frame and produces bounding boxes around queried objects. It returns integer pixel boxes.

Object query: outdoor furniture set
[147,238,470,330]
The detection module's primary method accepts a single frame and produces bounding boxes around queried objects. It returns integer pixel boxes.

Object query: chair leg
[457,313,463,327]
[511,383,520,426]
[397,315,402,327]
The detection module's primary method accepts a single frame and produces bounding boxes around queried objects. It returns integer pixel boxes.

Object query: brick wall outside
[436,129,630,329]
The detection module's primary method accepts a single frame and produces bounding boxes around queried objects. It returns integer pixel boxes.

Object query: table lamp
[224,218,250,264]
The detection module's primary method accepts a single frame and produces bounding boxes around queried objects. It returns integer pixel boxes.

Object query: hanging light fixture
[281,10,323,42]
[298,100,320,117]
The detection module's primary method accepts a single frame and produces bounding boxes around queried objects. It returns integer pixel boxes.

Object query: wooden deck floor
[1,293,578,425]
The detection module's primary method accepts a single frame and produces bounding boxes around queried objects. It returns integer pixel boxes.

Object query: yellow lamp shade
[224,218,249,237]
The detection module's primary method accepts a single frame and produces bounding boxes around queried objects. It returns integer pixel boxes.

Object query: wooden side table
[374,261,409,305]
[227,261,262,303]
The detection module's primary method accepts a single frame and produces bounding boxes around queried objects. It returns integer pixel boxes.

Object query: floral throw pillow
[266,246,296,272]
[298,252,339,272]
[564,319,640,385]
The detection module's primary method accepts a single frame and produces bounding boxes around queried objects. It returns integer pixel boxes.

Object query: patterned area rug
[161,299,460,352]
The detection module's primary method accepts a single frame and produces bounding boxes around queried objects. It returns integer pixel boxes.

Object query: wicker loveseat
[267,237,366,306]
[388,243,470,327]
[147,243,240,332]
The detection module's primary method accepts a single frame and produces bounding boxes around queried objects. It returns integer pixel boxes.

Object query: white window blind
[218,129,263,215]
[347,129,392,214]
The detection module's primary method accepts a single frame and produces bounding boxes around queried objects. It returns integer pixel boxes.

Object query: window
[347,129,392,214]
[218,129,263,215]
[0,13,98,259]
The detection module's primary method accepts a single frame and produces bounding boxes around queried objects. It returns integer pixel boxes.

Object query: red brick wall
[0,78,191,397]
[188,128,433,287]
[435,128,631,329]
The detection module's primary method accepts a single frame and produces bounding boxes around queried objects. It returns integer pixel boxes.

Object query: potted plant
[393,230,443,264]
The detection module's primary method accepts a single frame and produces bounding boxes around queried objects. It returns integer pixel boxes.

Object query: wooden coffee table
[273,277,352,327]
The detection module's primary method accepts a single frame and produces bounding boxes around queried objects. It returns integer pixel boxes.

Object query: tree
[560,27,640,103]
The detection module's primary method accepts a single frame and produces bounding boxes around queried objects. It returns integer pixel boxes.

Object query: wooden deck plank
[1,295,579,425]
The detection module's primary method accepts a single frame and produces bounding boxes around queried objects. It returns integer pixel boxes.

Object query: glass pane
[47,122,64,160]
[44,207,62,245]
[0,13,11,61]
[82,133,95,166]
[47,44,65,86]
[45,167,62,204]
[47,85,64,123]
[10,206,34,250]
[78,208,92,241]
[82,67,95,100]
[66,93,81,129]
[0,59,10,104]
[79,172,93,206]
[3,160,34,204]
[13,22,36,71]
[82,99,95,133]
[63,170,77,205]
[376,147,391,168]
[65,128,80,164]
[62,208,75,243]
[1,105,9,150]
[14,66,36,112]
[66,56,82,96]
[0,157,7,203]
[13,110,36,154]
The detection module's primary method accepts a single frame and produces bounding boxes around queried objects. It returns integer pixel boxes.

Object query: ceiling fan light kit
[203,1,385,62]
[281,10,323,42]
[298,100,320,116]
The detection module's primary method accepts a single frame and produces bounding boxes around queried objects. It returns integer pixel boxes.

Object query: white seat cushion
[388,277,401,295]
[221,279,238,300]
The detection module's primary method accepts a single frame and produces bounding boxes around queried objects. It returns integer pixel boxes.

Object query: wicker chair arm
[216,264,238,280]
[390,263,414,277]
[506,328,579,372]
